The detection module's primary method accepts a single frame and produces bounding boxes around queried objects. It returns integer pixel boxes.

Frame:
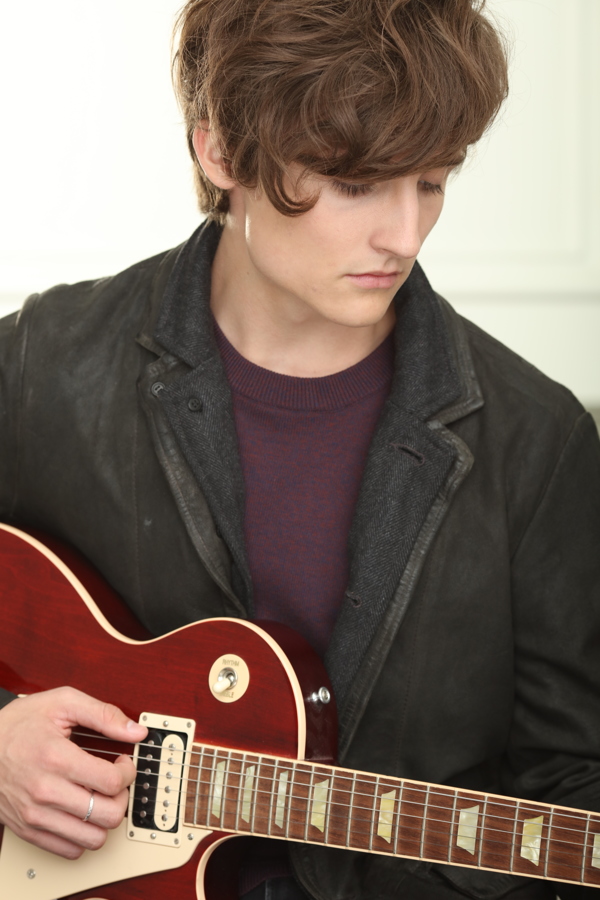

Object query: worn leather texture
[1,219,599,900]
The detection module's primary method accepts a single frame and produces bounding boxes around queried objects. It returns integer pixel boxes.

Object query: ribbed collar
[213,317,394,412]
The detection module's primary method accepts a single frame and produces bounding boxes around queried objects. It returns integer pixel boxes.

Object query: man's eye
[332,181,375,197]
[419,180,444,195]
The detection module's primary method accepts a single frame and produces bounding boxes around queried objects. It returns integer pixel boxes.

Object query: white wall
[1,0,598,405]
[418,0,600,408]
[0,0,199,297]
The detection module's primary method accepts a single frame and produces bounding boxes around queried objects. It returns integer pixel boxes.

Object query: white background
[1,0,599,405]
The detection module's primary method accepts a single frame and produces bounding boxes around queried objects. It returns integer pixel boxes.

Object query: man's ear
[192,121,236,190]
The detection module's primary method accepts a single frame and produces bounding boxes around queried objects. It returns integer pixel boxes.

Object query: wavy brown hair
[172,0,509,225]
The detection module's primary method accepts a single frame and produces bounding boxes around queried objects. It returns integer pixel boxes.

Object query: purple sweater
[215,321,395,657]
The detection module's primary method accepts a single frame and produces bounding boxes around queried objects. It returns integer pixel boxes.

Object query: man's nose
[378,186,423,260]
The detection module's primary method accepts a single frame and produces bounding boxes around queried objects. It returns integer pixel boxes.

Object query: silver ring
[82,790,95,823]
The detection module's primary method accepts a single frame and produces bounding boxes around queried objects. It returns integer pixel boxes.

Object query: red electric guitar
[0,522,599,899]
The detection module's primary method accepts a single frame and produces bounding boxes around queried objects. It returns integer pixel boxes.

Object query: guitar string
[71,735,599,837]
[75,743,599,860]
[72,732,594,831]
[75,737,600,847]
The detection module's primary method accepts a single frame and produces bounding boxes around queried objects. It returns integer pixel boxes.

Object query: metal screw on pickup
[27,870,36,880]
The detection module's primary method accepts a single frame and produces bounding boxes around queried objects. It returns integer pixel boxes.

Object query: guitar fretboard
[183,745,600,888]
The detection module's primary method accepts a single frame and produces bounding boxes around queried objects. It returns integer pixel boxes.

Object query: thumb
[60,689,148,743]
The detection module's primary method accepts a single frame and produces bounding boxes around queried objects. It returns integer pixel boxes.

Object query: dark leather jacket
[1,219,599,900]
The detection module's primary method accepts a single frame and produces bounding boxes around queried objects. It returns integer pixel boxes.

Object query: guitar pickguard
[0,821,207,900]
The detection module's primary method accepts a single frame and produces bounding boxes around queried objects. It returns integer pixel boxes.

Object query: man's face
[223,161,452,330]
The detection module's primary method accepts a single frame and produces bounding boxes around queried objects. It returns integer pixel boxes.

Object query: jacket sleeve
[0,303,34,710]
[507,410,600,899]
[0,308,22,519]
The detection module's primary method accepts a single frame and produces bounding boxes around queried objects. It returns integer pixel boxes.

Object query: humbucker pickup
[127,713,195,847]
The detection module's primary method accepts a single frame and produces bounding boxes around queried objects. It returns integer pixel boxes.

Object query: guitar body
[0,524,337,900]
[3,523,600,897]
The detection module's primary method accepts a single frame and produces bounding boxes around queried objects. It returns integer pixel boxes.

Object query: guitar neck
[184,743,600,889]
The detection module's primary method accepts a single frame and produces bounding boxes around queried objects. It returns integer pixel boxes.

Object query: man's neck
[209,225,396,378]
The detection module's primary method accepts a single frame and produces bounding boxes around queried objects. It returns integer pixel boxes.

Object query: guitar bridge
[127,712,195,847]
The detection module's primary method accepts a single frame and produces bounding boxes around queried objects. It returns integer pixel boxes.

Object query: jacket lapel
[325,265,484,756]
[139,220,253,612]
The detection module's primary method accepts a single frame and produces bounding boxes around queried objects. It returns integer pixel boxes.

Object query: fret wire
[206,748,216,828]
[393,779,405,858]
[419,784,431,860]
[79,735,596,834]
[268,759,278,837]
[346,772,357,848]
[448,790,459,863]
[305,767,316,842]
[369,777,380,852]
[286,762,297,839]
[193,744,204,827]
[236,752,246,832]
[581,813,592,882]
[509,801,520,873]
[251,755,262,835]
[324,773,333,846]
[220,749,232,831]
[477,795,489,868]
[544,807,555,879]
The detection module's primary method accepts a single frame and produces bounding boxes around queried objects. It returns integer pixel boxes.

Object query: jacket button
[151,382,165,396]
[188,397,203,412]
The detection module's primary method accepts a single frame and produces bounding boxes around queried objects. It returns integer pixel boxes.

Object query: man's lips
[346,272,400,288]
[353,271,400,276]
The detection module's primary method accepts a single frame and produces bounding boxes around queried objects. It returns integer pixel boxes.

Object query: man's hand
[0,686,148,858]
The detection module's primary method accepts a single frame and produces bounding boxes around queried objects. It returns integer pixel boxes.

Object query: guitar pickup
[127,713,195,847]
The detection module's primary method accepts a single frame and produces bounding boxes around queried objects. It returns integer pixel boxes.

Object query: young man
[0,1,599,899]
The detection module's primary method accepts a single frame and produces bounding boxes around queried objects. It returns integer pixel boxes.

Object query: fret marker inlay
[211,760,226,820]
[241,765,256,823]
[457,805,480,855]
[275,771,289,829]
[377,790,396,843]
[592,833,600,869]
[521,815,544,866]
[310,779,330,833]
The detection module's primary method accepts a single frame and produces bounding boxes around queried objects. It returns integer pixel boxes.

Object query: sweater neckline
[213,317,394,411]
